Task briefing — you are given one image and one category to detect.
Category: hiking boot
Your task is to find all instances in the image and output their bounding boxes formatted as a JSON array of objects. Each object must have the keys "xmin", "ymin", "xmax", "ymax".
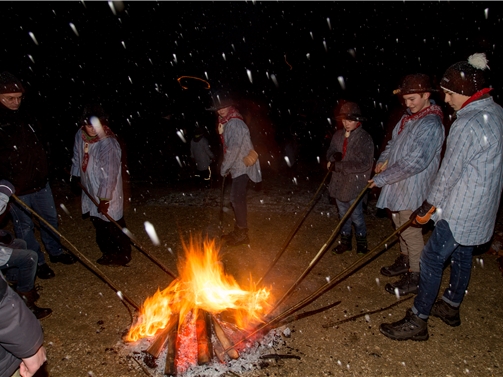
[
  {"xmin": 431, "ymin": 299, "xmax": 461, "ymax": 327},
  {"xmin": 356, "ymin": 235, "xmax": 369, "ymax": 255},
  {"xmin": 37, "ymin": 263, "xmax": 55, "ymax": 279},
  {"xmin": 332, "ymin": 234, "xmax": 352, "ymax": 255},
  {"xmin": 380, "ymin": 309, "xmax": 428, "ymax": 341},
  {"xmin": 17, "ymin": 289, "xmax": 53, "ymax": 320},
  {"xmin": 385, "ymin": 271, "xmax": 420, "ymax": 296},
  {"xmin": 380, "ymin": 253, "xmax": 409, "ymax": 277},
  {"xmin": 225, "ymin": 227, "xmax": 250, "ymax": 247}
]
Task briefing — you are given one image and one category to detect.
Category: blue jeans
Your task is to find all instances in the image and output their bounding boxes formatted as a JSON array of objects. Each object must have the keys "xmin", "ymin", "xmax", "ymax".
[
  {"xmin": 9, "ymin": 183, "xmax": 63, "ymax": 265},
  {"xmin": 336, "ymin": 198, "xmax": 366, "ymax": 237},
  {"xmin": 412, "ymin": 220, "xmax": 473, "ymax": 319},
  {"xmin": 0, "ymin": 238, "xmax": 38, "ymax": 292},
  {"xmin": 230, "ymin": 174, "xmax": 249, "ymax": 229}
]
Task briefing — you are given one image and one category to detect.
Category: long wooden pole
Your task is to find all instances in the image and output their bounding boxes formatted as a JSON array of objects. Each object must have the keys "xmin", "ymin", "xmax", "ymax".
[
  {"xmin": 74, "ymin": 178, "xmax": 177, "ymax": 279},
  {"xmin": 12, "ymin": 194, "xmax": 140, "ymax": 310},
  {"xmin": 268, "ymin": 161, "xmax": 388, "ymax": 312},
  {"xmin": 224, "ymin": 219, "xmax": 412, "ymax": 352},
  {"xmin": 256, "ymin": 166, "xmax": 332, "ymax": 287}
]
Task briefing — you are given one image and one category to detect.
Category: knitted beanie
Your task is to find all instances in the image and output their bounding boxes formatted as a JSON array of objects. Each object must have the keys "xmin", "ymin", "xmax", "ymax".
[
  {"xmin": 0, "ymin": 71, "xmax": 25, "ymax": 94},
  {"xmin": 441, "ymin": 53, "xmax": 489, "ymax": 96},
  {"xmin": 336, "ymin": 101, "xmax": 366, "ymax": 122},
  {"xmin": 394, "ymin": 73, "xmax": 435, "ymax": 95}
]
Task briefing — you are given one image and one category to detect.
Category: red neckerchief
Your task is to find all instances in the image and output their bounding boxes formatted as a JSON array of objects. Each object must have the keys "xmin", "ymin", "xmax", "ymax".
[
  {"xmin": 218, "ymin": 106, "xmax": 243, "ymax": 125},
  {"xmin": 398, "ymin": 104, "xmax": 443, "ymax": 135},
  {"xmin": 81, "ymin": 124, "xmax": 116, "ymax": 172},
  {"xmin": 219, "ymin": 106, "xmax": 243, "ymax": 154},
  {"xmin": 341, "ymin": 123, "xmax": 361, "ymax": 159},
  {"xmin": 460, "ymin": 88, "xmax": 493, "ymax": 109}
]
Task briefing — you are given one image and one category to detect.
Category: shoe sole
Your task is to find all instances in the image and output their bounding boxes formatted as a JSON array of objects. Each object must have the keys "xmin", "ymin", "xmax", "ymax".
[
  {"xmin": 380, "ymin": 267, "xmax": 409, "ymax": 277},
  {"xmin": 431, "ymin": 313, "xmax": 461, "ymax": 327},
  {"xmin": 384, "ymin": 284, "xmax": 418, "ymax": 296},
  {"xmin": 379, "ymin": 327, "xmax": 429, "ymax": 341}
]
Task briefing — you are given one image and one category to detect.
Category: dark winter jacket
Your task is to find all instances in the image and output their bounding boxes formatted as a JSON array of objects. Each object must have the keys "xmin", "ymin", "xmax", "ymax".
[
  {"xmin": 0, "ymin": 276, "xmax": 44, "ymax": 377},
  {"xmin": 326, "ymin": 126, "xmax": 374, "ymax": 202},
  {"xmin": 0, "ymin": 104, "xmax": 50, "ymax": 195}
]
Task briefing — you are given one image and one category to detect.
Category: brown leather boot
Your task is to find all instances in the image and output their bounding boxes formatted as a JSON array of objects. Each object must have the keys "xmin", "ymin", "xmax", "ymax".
[{"xmin": 17, "ymin": 288, "xmax": 53, "ymax": 320}]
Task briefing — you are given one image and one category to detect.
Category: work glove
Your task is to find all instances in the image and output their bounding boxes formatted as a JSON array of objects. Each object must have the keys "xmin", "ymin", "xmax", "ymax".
[
  {"xmin": 411, "ymin": 200, "xmax": 436, "ymax": 226},
  {"xmin": 0, "ymin": 180, "xmax": 15, "ymax": 215},
  {"xmin": 332, "ymin": 152, "xmax": 343, "ymax": 162},
  {"xmin": 98, "ymin": 200, "xmax": 110, "ymax": 216},
  {"xmin": 70, "ymin": 175, "xmax": 82, "ymax": 196}
]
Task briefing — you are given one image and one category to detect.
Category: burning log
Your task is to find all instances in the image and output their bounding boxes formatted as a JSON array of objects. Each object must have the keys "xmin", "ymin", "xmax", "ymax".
[
  {"xmin": 212, "ymin": 315, "xmax": 239, "ymax": 360},
  {"xmin": 145, "ymin": 315, "xmax": 179, "ymax": 359},
  {"xmin": 164, "ymin": 320, "xmax": 178, "ymax": 376},
  {"xmin": 175, "ymin": 311, "xmax": 198, "ymax": 374},
  {"xmin": 196, "ymin": 310, "xmax": 212, "ymax": 365}
]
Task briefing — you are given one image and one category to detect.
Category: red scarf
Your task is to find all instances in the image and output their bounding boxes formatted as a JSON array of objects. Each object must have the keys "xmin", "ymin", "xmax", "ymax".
[
  {"xmin": 218, "ymin": 106, "xmax": 243, "ymax": 124},
  {"xmin": 398, "ymin": 104, "xmax": 443, "ymax": 135},
  {"xmin": 461, "ymin": 88, "xmax": 493, "ymax": 109},
  {"xmin": 81, "ymin": 124, "xmax": 116, "ymax": 172},
  {"xmin": 341, "ymin": 123, "xmax": 361, "ymax": 159},
  {"xmin": 219, "ymin": 106, "xmax": 244, "ymax": 154}
]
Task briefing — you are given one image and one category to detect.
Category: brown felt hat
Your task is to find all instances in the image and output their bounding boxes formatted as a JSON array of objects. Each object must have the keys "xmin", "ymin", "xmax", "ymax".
[
  {"xmin": 336, "ymin": 102, "xmax": 366, "ymax": 122},
  {"xmin": 393, "ymin": 73, "xmax": 436, "ymax": 95}
]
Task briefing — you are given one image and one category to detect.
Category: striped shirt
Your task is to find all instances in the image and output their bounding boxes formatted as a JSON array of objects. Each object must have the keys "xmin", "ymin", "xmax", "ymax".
[
  {"xmin": 429, "ymin": 96, "xmax": 503, "ymax": 245},
  {"xmin": 70, "ymin": 129, "xmax": 124, "ymax": 221},
  {"xmin": 221, "ymin": 118, "xmax": 262, "ymax": 183},
  {"xmin": 374, "ymin": 103, "xmax": 445, "ymax": 211}
]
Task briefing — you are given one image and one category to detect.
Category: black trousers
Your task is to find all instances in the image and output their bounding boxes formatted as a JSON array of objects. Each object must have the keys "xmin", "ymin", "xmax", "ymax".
[{"xmin": 90, "ymin": 216, "xmax": 132, "ymax": 260}]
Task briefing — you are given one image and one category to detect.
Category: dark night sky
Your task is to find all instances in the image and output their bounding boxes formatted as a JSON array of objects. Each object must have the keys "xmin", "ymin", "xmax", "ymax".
[{"xmin": 1, "ymin": 1, "xmax": 503, "ymax": 181}]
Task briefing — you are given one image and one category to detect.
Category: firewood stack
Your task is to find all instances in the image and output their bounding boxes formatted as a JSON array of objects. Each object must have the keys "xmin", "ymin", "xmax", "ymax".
[{"xmin": 141, "ymin": 309, "xmax": 251, "ymax": 376}]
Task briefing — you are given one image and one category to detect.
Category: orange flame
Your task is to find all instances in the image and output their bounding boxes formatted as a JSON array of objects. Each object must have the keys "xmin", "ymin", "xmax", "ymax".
[{"xmin": 126, "ymin": 237, "xmax": 271, "ymax": 342}]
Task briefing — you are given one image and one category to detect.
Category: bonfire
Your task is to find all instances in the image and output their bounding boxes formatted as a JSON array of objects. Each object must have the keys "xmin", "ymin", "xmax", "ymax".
[{"xmin": 126, "ymin": 237, "xmax": 273, "ymax": 375}]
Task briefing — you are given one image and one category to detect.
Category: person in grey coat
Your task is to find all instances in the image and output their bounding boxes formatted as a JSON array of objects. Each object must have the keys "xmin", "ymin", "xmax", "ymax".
[
  {"xmin": 380, "ymin": 53, "xmax": 503, "ymax": 341},
  {"xmin": 190, "ymin": 126, "xmax": 214, "ymax": 188},
  {"xmin": 326, "ymin": 102, "xmax": 374, "ymax": 255},
  {"xmin": 213, "ymin": 96, "xmax": 261, "ymax": 247},
  {"xmin": 369, "ymin": 73, "xmax": 444, "ymax": 296},
  {"xmin": 0, "ymin": 275, "xmax": 46, "ymax": 377}
]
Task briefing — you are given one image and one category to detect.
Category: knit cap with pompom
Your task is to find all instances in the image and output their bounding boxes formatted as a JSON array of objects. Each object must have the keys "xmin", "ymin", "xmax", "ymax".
[{"xmin": 440, "ymin": 53, "xmax": 490, "ymax": 96}]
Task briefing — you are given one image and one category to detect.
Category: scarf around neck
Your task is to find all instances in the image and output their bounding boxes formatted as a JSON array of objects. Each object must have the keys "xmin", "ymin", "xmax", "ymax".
[
  {"xmin": 398, "ymin": 104, "xmax": 443, "ymax": 135},
  {"xmin": 218, "ymin": 106, "xmax": 243, "ymax": 125},
  {"xmin": 80, "ymin": 124, "xmax": 116, "ymax": 172}
]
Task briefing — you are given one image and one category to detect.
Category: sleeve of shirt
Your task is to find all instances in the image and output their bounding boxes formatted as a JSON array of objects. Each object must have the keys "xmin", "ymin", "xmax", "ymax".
[
  {"xmin": 70, "ymin": 131, "xmax": 81, "ymax": 177},
  {"xmin": 428, "ymin": 122, "xmax": 479, "ymax": 207},
  {"xmin": 326, "ymin": 132, "xmax": 340, "ymax": 162},
  {"xmin": 0, "ymin": 279, "xmax": 44, "ymax": 360},
  {"xmin": 374, "ymin": 116, "xmax": 443, "ymax": 187},
  {"xmin": 96, "ymin": 138, "xmax": 121, "ymax": 201},
  {"xmin": 220, "ymin": 120, "xmax": 247, "ymax": 175}
]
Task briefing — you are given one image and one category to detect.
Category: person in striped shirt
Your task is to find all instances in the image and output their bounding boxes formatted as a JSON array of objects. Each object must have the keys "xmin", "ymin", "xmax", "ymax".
[
  {"xmin": 380, "ymin": 53, "xmax": 503, "ymax": 341},
  {"xmin": 70, "ymin": 104, "xmax": 132, "ymax": 266},
  {"xmin": 369, "ymin": 74, "xmax": 445, "ymax": 296}
]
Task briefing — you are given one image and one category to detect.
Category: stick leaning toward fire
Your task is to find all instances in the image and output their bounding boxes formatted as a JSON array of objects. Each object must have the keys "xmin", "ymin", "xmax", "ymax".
[
  {"xmin": 256, "ymin": 165, "xmax": 333, "ymax": 287},
  {"xmin": 269, "ymin": 160, "xmax": 389, "ymax": 312},
  {"xmin": 224, "ymin": 218, "xmax": 413, "ymax": 353},
  {"xmin": 73, "ymin": 176, "xmax": 177, "ymax": 279},
  {"xmin": 11, "ymin": 194, "xmax": 140, "ymax": 311}
]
